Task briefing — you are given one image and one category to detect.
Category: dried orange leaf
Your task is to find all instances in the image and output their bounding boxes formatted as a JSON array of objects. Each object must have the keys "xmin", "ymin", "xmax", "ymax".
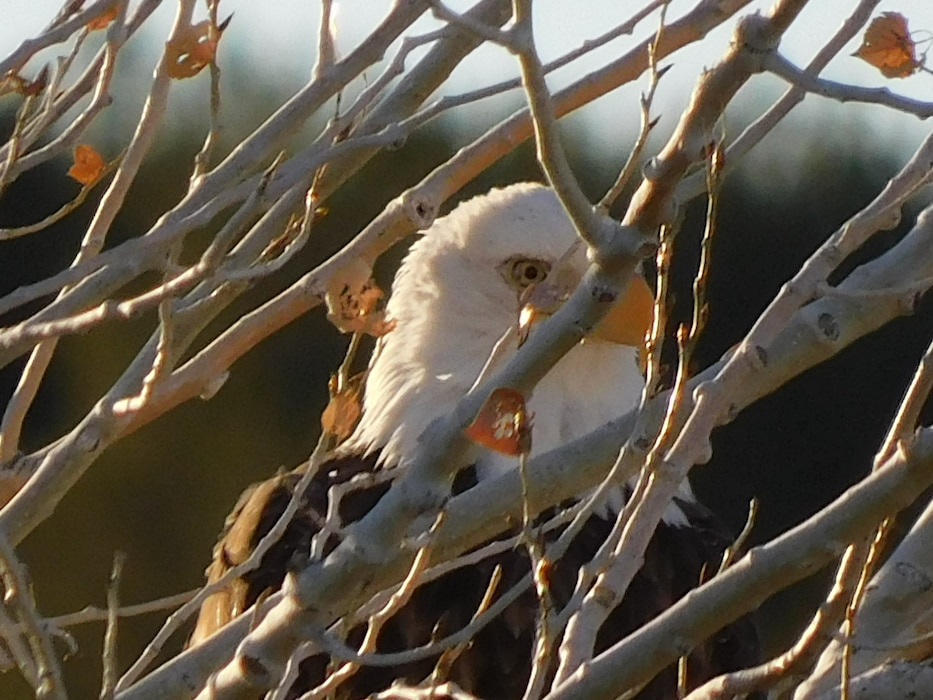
[
  {"xmin": 1, "ymin": 68, "xmax": 48, "ymax": 98},
  {"xmin": 321, "ymin": 374, "xmax": 364, "ymax": 440},
  {"xmin": 87, "ymin": 7, "xmax": 117, "ymax": 31},
  {"xmin": 68, "ymin": 144, "xmax": 106, "ymax": 185},
  {"xmin": 259, "ymin": 215, "xmax": 302, "ymax": 262},
  {"xmin": 326, "ymin": 277, "xmax": 396, "ymax": 338},
  {"xmin": 0, "ymin": 73, "xmax": 26, "ymax": 96},
  {"xmin": 166, "ymin": 18, "xmax": 228, "ymax": 79},
  {"xmin": 853, "ymin": 12, "xmax": 920, "ymax": 78},
  {"xmin": 465, "ymin": 388, "xmax": 532, "ymax": 456},
  {"xmin": 259, "ymin": 206, "xmax": 329, "ymax": 262}
]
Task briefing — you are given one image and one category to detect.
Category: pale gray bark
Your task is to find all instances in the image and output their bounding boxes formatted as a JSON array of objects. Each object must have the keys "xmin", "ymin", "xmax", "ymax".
[{"xmin": 3, "ymin": 1, "xmax": 933, "ymax": 699}]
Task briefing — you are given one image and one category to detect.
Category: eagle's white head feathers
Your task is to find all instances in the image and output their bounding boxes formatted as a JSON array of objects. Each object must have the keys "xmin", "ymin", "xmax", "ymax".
[{"xmin": 341, "ymin": 183, "xmax": 693, "ymax": 518}]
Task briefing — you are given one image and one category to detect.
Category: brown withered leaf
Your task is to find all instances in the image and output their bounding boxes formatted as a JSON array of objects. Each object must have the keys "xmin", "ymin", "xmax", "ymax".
[
  {"xmin": 87, "ymin": 6, "xmax": 117, "ymax": 31},
  {"xmin": 853, "ymin": 12, "xmax": 921, "ymax": 78},
  {"xmin": 321, "ymin": 373, "xmax": 364, "ymax": 441},
  {"xmin": 166, "ymin": 16, "xmax": 231, "ymax": 79},
  {"xmin": 259, "ymin": 215, "xmax": 303, "ymax": 263},
  {"xmin": 0, "ymin": 72, "xmax": 26, "ymax": 97},
  {"xmin": 68, "ymin": 144, "xmax": 106, "ymax": 185},
  {"xmin": 259, "ymin": 206, "xmax": 329, "ymax": 262},
  {"xmin": 326, "ymin": 277, "xmax": 396, "ymax": 338},
  {"xmin": 1, "ymin": 67, "xmax": 48, "ymax": 98},
  {"xmin": 464, "ymin": 387, "xmax": 532, "ymax": 456}
]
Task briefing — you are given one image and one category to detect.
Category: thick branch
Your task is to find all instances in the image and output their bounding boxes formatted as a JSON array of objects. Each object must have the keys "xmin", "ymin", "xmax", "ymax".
[
  {"xmin": 795, "ymin": 496, "xmax": 933, "ymax": 698},
  {"xmin": 546, "ymin": 427, "xmax": 933, "ymax": 700}
]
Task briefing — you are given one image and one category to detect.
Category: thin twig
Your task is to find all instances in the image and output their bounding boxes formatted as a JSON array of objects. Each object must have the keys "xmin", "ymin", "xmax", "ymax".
[
  {"xmin": 428, "ymin": 0, "xmax": 512, "ymax": 46},
  {"xmin": 877, "ymin": 330, "xmax": 933, "ymax": 466},
  {"xmin": 219, "ymin": 187, "xmax": 321, "ymax": 283},
  {"xmin": 429, "ymin": 564, "xmax": 502, "ymax": 684},
  {"xmin": 100, "ymin": 551, "xmax": 126, "ymax": 700},
  {"xmin": 0, "ymin": 94, "xmax": 36, "ymax": 199},
  {"xmin": 113, "ymin": 264, "xmax": 181, "ymax": 416},
  {"xmin": 718, "ymin": 498, "xmax": 757, "ymax": 573},
  {"xmin": 841, "ymin": 330, "xmax": 933, "ymax": 697},
  {"xmin": 766, "ymin": 52, "xmax": 933, "ymax": 119},
  {"xmin": 190, "ymin": 0, "xmax": 224, "ymax": 183},
  {"xmin": 677, "ymin": 0, "xmax": 880, "ymax": 202},
  {"xmin": 24, "ymin": 590, "xmax": 198, "ymax": 631},
  {"xmin": 0, "ymin": 153, "xmax": 123, "ymax": 241},
  {"xmin": 510, "ymin": 0, "xmax": 609, "ymax": 250},
  {"xmin": 520, "ymin": 452, "xmax": 555, "ymax": 700},
  {"xmin": 300, "ymin": 511, "xmax": 445, "ymax": 700},
  {"xmin": 0, "ymin": 530, "xmax": 67, "ymax": 700},
  {"xmin": 0, "ymin": 0, "xmax": 121, "ymax": 77},
  {"xmin": 0, "ymin": 0, "xmax": 198, "ymax": 463},
  {"xmin": 598, "ymin": 2, "xmax": 669, "ymax": 213},
  {"xmin": 682, "ymin": 540, "xmax": 872, "ymax": 700},
  {"xmin": 643, "ymin": 222, "xmax": 677, "ymax": 399},
  {"xmin": 312, "ymin": 0, "xmax": 336, "ymax": 82},
  {"xmin": 306, "ymin": 574, "xmax": 533, "ymax": 669},
  {"xmin": 0, "ymin": 598, "xmax": 39, "ymax": 689},
  {"xmin": 116, "ymin": 432, "xmax": 336, "ymax": 691}
]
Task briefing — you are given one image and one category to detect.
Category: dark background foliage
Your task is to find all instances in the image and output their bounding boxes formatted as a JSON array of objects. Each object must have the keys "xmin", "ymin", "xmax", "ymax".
[{"xmin": 1, "ymin": 91, "xmax": 931, "ymax": 698}]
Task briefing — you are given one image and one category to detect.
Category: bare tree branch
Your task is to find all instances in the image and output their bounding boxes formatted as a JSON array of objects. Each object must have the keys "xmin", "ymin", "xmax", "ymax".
[
  {"xmin": 766, "ymin": 52, "xmax": 933, "ymax": 118},
  {"xmin": 4, "ymin": 2, "xmax": 933, "ymax": 699},
  {"xmin": 547, "ymin": 425, "xmax": 933, "ymax": 700}
]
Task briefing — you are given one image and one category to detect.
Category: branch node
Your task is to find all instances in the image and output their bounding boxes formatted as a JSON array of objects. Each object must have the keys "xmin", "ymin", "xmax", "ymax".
[
  {"xmin": 238, "ymin": 653, "xmax": 271, "ymax": 684},
  {"xmin": 642, "ymin": 156, "xmax": 663, "ymax": 182},
  {"xmin": 403, "ymin": 191, "xmax": 439, "ymax": 229},
  {"xmin": 199, "ymin": 371, "xmax": 229, "ymax": 400},
  {"xmin": 734, "ymin": 12, "xmax": 781, "ymax": 56},
  {"xmin": 817, "ymin": 312, "xmax": 840, "ymax": 342}
]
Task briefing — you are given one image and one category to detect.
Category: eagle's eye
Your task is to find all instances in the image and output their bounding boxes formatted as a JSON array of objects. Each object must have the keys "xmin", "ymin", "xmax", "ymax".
[{"xmin": 506, "ymin": 258, "xmax": 551, "ymax": 288}]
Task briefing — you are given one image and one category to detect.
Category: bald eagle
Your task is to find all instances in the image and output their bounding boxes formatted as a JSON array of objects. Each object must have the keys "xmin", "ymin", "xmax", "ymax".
[{"xmin": 190, "ymin": 183, "xmax": 760, "ymax": 699}]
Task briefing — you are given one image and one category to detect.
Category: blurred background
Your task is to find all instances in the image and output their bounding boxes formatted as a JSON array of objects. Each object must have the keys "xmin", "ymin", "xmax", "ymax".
[{"xmin": 2, "ymin": 1, "xmax": 933, "ymax": 697}]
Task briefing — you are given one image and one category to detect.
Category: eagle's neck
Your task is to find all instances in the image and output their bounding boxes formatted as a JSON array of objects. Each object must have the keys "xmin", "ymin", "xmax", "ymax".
[
  {"xmin": 341, "ymin": 308, "xmax": 685, "ymax": 491},
  {"xmin": 339, "ymin": 294, "xmax": 512, "ymax": 468}
]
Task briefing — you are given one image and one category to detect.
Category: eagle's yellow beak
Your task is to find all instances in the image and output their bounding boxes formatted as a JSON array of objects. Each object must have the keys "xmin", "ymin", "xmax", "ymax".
[
  {"xmin": 589, "ymin": 275, "xmax": 654, "ymax": 347},
  {"xmin": 520, "ymin": 273, "xmax": 654, "ymax": 349}
]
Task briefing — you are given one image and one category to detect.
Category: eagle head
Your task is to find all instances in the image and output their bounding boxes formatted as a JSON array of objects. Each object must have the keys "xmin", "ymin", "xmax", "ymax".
[{"xmin": 341, "ymin": 182, "xmax": 651, "ymax": 487}]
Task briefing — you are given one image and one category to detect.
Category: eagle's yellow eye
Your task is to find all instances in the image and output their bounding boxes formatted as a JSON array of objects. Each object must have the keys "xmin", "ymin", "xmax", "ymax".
[{"xmin": 507, "ymin": 258, "xmax": 551, "ymax": 288}]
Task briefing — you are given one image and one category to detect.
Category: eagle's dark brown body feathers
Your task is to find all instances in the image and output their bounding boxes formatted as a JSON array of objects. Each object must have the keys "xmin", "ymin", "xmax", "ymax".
[{"xmin": 190, "ymin": 453, "xmax": 761, "ymax": 699}]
